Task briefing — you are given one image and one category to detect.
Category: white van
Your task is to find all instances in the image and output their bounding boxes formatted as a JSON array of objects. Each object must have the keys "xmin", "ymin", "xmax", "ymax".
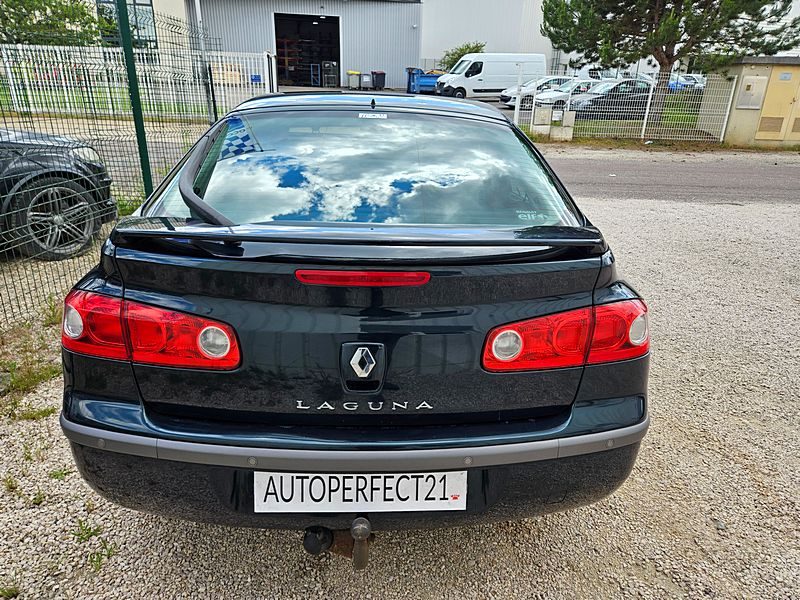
[{"xmin": 436, "ymin": 53, "xmax": 547, "ymax": 99}]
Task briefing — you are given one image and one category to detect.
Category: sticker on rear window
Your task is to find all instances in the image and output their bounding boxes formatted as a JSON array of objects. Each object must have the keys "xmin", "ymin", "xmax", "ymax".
[
  {"xmin": 358, "ymin": 113, "xmax": 388, "ymax": 119},
  {"xmin": 516, "ymin": 210, "xmax": 541, "ymax": 221}
]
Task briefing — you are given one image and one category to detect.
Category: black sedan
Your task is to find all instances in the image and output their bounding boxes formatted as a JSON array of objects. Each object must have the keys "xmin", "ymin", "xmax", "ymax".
[
  {"xmin": 1, "ymin": 129, "xmax": 116, "ymax": 260},
  {"xmin": 571, "ymin": 79, "xmax": 653, "ymax": 120},
  {"xmin": 59, "ymin": 93, "xmax": 649, "ymax": 570}
]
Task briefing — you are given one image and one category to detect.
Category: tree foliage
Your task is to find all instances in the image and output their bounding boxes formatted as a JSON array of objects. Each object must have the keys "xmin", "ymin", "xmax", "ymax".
[
  {"xmin": 0, "ymin": 0, "xmax": 102, "ymax": 46},
  {"xmin": 441, "ymin": 41, "xmax": 487, "ymax": 71},
  {"xmin": 541, "ymin": 0, "xmax": 800, "ymax": 72}
]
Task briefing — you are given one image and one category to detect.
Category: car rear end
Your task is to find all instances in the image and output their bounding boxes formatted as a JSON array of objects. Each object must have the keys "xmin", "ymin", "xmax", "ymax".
[{"xmin": 61, "ymin": 95, "xmax": 649, "ymax": 536}]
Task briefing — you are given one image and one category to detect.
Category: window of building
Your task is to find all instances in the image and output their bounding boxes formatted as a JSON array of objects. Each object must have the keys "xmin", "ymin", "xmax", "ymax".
[{"xmin": 97, "ymin": 0, "xmax": 158, "ymax": 49}]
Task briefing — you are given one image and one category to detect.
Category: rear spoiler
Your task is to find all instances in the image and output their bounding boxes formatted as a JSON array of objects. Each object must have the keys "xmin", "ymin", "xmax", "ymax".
[{"xmin": 111, "ymin": 218, "xmax": 606, "ymax": 249}]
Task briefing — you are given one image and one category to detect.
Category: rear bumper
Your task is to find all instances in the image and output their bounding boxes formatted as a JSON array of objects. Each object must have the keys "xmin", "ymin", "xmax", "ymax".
[
  {"xmin": 68, "ymin": 438, "xmax": 642, "ymax": 531},
  {"xmin": 61, "ymin": 412, "xmax": 647, "ymax": 472},
  {"xmin": 61, "ymin": 410, "xmax": 647, "ymax": 530}
]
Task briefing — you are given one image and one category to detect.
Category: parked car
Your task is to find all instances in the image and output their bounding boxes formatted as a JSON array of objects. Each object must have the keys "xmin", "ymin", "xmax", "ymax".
[
  {"xmin": 571, "ymin": 79, "xmax": 654, "ymax": 120},
  {"xmin": 499, "ymin": 75, "xmax": 575, "ymax": 108},
  {"xmin": 534, "ymin": 79, "xmax": 603, "ymax": 108},
  {"xmin": 668, "ymin": 74, "xmax": 704, "ymax": 92},
  {"xmin": 0, "ymin": 129, "xmax": 115, "ymax": 260},
  {"xmin": 60, "ymin": 92, "xmax": 650, "ymax": 571},
  {"xmin": 436, "ymin": 53, "xmax": 547, "ymax": 99},
  {"xmin": 685, "ymin": 74, "xmax": 707, "ymax": 87}
]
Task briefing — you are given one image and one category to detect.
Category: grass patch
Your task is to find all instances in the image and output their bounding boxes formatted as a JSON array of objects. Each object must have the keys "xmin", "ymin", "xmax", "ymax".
[
  {"xmin": 1, "ymin": 361, "xmax": 61, "ymax": 397},
  {"xmin": 0, "ymin": 316, "xmax": 63, "ymax": 419},
  {"xmin": 41, "ymin": 295, "xmax": 63, "ymax": 327},
  {"xmin": 0, "ymin": 583, "xmax": 20, "ymax": 599},
  {"xmin": 3, "ymin": 475, "xmax": 21, "ymax": 496},
  {"xmin": 14, "ymin": 405, "xmax": 58, "ymax": 421},
  {"xmin": 48, "ymin": 467, "xmax": 71, "ymax": 481},
  {"xmin": 72, "ymin": 519, "xmax": 103, "ymax": 543},
  {"xmin": 116, "ymin": 196, "xmax": 143, "ymax": 217},
  {"xmin": 30, "ymin": 489, "xmax": 45, "ymax": 506},
  {"xmin": 88, "ymin": 538, "xmax": 117, "ymax": 572}
]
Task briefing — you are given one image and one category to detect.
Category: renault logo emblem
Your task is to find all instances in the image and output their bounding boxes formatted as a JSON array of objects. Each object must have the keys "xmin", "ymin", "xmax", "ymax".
[{"xmin": 350, "ymin": 347, "xmax": 376, "ymax": 378}]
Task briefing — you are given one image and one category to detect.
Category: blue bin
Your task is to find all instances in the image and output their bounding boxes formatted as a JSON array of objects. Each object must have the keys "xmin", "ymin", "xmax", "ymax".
[{"xmin": 406, "ymin": 68, "xmax": 441, "ymax": 94}]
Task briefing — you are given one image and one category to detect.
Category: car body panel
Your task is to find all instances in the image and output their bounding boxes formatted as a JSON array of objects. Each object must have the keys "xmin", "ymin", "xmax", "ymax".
[
  {"xmin": 571, "ymin": 80, "xmax": 653, "ymax": 120},
  {"xmin": 498, "ymin": 76, "xmax": 575, "ymax": 107},
  {"xmin": 60, "ymin": 92, "xmax": 650, "ymax": 531}
]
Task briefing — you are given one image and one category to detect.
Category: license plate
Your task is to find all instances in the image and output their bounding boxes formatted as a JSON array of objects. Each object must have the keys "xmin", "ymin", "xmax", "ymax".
[{"xmin": 253, "ymin": 471, "xmax": 468, "ymax": 513}]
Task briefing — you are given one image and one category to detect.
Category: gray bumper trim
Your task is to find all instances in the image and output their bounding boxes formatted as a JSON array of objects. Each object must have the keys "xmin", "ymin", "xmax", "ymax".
[{"xmin": 61, "ymin": 413, "xmax": 649, "ymax": 472}]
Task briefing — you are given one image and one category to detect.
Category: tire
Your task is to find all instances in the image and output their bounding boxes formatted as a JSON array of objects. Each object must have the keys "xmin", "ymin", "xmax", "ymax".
[
  {"xmin": 520, "ymin": 96, "xmax": 533, "ymax": 110},
  {"xmin": 454, "ymin": 88, "xmax": 466, "ymax": 99},
  {"xmin": 553, "ymin": 100, "xmax": 566, "ymax": 110},
  {"xmin": 8, "ymin": 176, "xmax": 99, "ymax": 260}
]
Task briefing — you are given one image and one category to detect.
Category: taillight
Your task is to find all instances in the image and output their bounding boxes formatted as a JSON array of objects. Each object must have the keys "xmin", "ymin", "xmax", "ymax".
[
  {"xmin": 483, "ymin": 308, "xmax": 592, "ymax": 372},
  {"xmin": 587, "ymin": 300, "xmax": 649, "ymax": 365},
  {"xmin": 295, "ymin": 270, "xmax": 431, "ymax": 287},
  {"xmin": 482, "ymin": 300, "xmax": 648, "ymax": 372},
  {"xmin": 61, "ymin": 291, "xmax": 127, "ymax": 360},
  {"xmin": 63, "ymin": 290, "xmax": 240, "ymax": 370},
  {"xmin": 126, "ymin": 302, "xmax": 240, "ymax": 369}
]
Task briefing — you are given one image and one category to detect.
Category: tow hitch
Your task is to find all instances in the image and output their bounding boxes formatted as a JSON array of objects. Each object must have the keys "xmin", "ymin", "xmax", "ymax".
[{"xmin": 302, "ymin": 517, "xmax": 374, "ymax": 570}]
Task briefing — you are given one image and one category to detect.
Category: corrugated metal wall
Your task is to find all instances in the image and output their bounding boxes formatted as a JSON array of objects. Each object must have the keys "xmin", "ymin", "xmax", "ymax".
[
  {"xmin": 419, "ymin": 0, "xmax": 553, "ymax": 66},
  {"xmin": 187, "ymin": 0, "xmax": 422, "ymax": 89}
]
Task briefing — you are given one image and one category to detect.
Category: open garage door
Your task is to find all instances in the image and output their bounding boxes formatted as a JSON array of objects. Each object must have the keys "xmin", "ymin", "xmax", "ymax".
[{"xmin": 275, "ymin": 13, "xmax": 340, "ymax": 87}]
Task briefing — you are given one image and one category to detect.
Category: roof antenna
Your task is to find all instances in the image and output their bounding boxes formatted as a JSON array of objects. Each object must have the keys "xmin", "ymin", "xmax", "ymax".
[{"xmin": 371, "ymin": 98, "xmax": 376, "ymax": 110}]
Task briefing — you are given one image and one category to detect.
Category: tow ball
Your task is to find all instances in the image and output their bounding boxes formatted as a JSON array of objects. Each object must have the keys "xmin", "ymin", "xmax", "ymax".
[{"xmin": 303, "ymin": 517, "xmax": 374, "ymax": 570}]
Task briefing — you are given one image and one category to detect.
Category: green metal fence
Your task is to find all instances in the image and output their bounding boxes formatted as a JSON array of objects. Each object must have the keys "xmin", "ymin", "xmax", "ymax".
[{"xmin": 0, "ymin": 9, "xmax": 275, "ymax": 325}]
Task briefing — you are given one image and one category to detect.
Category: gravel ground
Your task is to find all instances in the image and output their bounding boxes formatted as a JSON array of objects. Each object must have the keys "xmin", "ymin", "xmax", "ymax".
[{"xmin": 1, "ymin": 150, "xmax": 799, "ymax": 598}]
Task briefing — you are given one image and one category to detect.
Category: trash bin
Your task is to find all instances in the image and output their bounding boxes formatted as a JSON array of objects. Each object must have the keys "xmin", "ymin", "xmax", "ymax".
[
  {"xmin": 406, "ymin": 67, "xmax": 423, "ymax": 93},
  {"xmin": 360, "ymin": 73, "xmax": 373, "ymax": 89},
  {"xmin": 347, "ymin": 70, "xmax": 361, "ymax": 90},
  {"xmin": 371, "ymin": 71, "xmax": 386, "ymax": 90}
]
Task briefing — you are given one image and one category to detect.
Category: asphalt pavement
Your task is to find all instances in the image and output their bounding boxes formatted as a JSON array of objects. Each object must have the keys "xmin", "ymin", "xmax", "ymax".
[{"xmin": 540, "ymin": 147, "xmax": 800, "ymax": 204}]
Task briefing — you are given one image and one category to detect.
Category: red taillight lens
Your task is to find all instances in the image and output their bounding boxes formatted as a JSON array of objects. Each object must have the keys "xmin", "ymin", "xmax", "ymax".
[
  {"xmin": 587, "ymin": 299, "xmax": 649, "ymax": 364},
  {"xmin": 483, "ymin": 308, "xmax": 592, "ymax": 372},
  {"xmin": 126, "ymin": 302, "xmax": 240, "ymax": 370},
  {"xmin": 62, "ymin": 291, "xmax": 240, "ymax": 370},
  {"xmin": 482, "ymin": 300, "xmax": 649, "ymax": 372},
  {"xmin": 295, "ymin": 270, "xmax": 431, "ymax": 287},
  {"xmin": 62, "ymin": 290, "xmax": 127, "ymax": 360}
]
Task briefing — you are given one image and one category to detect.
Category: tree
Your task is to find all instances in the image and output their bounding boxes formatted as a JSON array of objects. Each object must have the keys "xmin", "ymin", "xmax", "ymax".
[
  {"xmin": 441, "ymin": 41, "xmax": 486, "ymax": 71},
  {"xmin": 0, "ymin": 0, "xmax": 102, "ymax": 46},
  {"xmin": 541, "ymin": 0, "xmax": 800, "ymax": 74},
  {"xmin": 541, "ymin": 1, "xmax": 800, "ymax": 126}
]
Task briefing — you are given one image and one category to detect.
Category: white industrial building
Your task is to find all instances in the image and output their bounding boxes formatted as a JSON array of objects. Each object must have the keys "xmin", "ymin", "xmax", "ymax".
[
  {"xmin": 149, "ymin": 0, "xmax": 565, "ymax": 88},
  {"xmin": 419, "ymin": 0, "xmax": 560, "ymax": 70},
  {"xmin": 147, "ymin": 0, "xmax": 800, "ymax": 88}
]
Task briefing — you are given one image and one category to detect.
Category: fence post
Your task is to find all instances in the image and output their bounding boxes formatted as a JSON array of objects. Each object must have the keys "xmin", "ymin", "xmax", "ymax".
[
  {"xmin": 720, "ymin": 75, "xmax": 738, "ymax": 143},
  {"xmin": 513, "ymin": 63, "xmax": 523, "ymax": 126},
  {"xmin": 640, "ymin": 75, "xmax": 656, "ymax": 140},
  {"xmin": 116, "ymin": 0, "xmax": 153, "ymax": 196},
  {"xmin": 192, "ymin": 0, "xmax": 217, "ymax": 123},
  {"xmin": 527, "ymin": 84, "xmax": 539, "ymax": 131},
  {"xmin": 1, "ymin": 47, "xmax": 23, "ymax": 112},
  {"xmin": 263, "ymin": 51, "xmax": 275, "ymax": 93}
]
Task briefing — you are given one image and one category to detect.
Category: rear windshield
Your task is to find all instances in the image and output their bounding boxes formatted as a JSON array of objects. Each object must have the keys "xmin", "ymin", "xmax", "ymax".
[{"xmin": 148, "ymin": 110, "xmax": 579, "ymax": 227}]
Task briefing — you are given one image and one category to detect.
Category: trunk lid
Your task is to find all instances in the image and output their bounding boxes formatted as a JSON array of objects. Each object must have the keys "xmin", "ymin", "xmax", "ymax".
[{"xmin": 112, "ymin": 219, "xmax": 605, "ymax": 426}]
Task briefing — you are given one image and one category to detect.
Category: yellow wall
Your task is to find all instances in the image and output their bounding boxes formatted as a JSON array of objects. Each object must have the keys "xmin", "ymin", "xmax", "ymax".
[{"xmin": 724, "ymin": 62, "xmax": 800, "ymax": 147}]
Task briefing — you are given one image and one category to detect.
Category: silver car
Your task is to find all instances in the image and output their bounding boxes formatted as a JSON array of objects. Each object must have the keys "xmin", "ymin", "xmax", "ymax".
[{"xmin": 534, "ymin": 79, "xmax": 603, "ymax": 109}]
